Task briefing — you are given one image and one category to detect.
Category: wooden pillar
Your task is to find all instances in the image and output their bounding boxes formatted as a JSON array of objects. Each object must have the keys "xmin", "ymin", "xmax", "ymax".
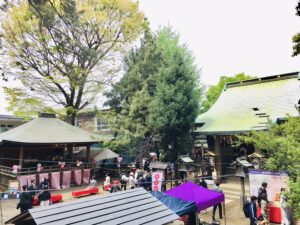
[
  {"xmin": 19, "ymin": 144, "xmax": 24, "ymax": 167},
  {"xmin": 86, "ymin": 145, "xmax": 90, "ymax": 163},
  {"xmin": 214, "ymin": 136, "xmax": 222, "ymax": 181}
]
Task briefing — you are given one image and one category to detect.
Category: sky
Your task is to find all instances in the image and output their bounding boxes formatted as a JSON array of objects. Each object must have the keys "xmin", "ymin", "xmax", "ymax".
[{"xmin": 0, "ymin": 0, "xmax": 300, "ymax": 114}]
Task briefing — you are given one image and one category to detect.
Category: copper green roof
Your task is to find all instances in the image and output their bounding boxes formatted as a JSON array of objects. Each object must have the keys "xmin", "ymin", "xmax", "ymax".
[
  {"xmin": 0, "ymin": 117, "xmax": 98, "ymax": 145},
  {"xmin": 195, "ymin": 72, "xmax": 300, "ymax": 134}
]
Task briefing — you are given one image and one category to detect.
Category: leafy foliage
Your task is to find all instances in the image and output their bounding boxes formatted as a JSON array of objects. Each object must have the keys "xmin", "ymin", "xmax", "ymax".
[
  {"xmin": 105, "ymin": 27, "xmax": 202, "ymax": 159},
  {"xmin": 241, "ymin": 117, "xmax": 300, "ymax": 218},
  {"xmin": 202, "ymin": 73, "xmax": 255, "ymax": 112},
  {"xmin": 1, "ymin": 0, "xmax": 145, "ymax": 124}
]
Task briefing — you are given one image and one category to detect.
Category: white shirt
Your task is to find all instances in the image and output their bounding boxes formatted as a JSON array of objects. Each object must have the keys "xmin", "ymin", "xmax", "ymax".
[{"xmin": 129, "ymin": 175, "xmax": 135, "ymax": 188}]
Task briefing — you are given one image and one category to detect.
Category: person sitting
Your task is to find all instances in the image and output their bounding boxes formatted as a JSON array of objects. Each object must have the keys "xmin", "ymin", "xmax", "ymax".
[
  {"xmin": 17, "ymin": 185, "xmax": 33, "ymax": 213},
  {"xmin": 38, "ymin": 187, "xmax": 51, "ymax": 207},
  {"xmin": 110, "ymin": 180, "xmax": 121, "ymax": 193},
  {"xmin": 103, "ymin": 174, "xmax": 112, "ymax": 191},
  {"xmin": 88, "ymin": 176, "xmax": 97, "ymax": 189}
]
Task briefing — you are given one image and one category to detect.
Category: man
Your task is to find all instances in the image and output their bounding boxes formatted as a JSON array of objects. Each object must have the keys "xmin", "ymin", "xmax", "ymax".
[
  {"xmin": 249, "ymin": 196, "xmax": 258, "ymax": 225},
  {"xmin": 38, "ymin": 187, "xmax": 51, "ymax": 206},
  {"xmin": 17, "ymin": 185, "xmax": 33, "ymax": 213},
  {"xmin": 258, "ymin": 182, "xmax": 268, "ymax": 206},
  {"xmin": 211, "ymin": 182, "xmax": 223, "ymax": 222},
  {"xmin": 27, "ymin": 179, "xmax": 36, "ymax": 206},
  {"xmin": 120, "ymin": 170, "xmax": 128, "ymax": 191}
]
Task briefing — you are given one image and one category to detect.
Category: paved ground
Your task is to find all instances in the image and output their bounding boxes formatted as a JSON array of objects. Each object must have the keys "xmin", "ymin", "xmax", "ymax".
[{"xmin": 0, "ymin": 180, "xmax": 295, "ymax": 225}]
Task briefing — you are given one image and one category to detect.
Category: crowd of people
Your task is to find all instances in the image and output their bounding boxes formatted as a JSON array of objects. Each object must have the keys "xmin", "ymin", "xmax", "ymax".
[{"xmin": 245, "ymin": 182, "xmax": 291, "ymax": 225}]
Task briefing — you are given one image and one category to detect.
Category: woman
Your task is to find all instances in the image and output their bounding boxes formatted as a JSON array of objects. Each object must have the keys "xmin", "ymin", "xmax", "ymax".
[
  {"xmin": 260, "ymin": 193, "xmax": 269, "ymax": 225},
  {"xmin": 280, "ymin": 188, "xmax": 290, "ymax": 225}
]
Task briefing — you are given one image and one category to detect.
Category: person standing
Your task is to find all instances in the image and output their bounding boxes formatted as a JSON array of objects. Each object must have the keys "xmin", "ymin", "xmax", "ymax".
[
  {"xmin": 280, "ymin": 188, "xmax": 290, "ymax": 225},
  {"xmin": 260, "ymin": 193, "xmax": 269, "ymax": 225},
  {"xmin": 27, "ymin": 179, "xmax": 36, "ymax": 206},
  {"xmin": 38, "ymin": 187, "xmax": 51, "ymax": 206},
  {"xmin": 144, "ymin": 172, "xmax": 152, "ymax": 191},
  {"xmin": 211, "ymin": 182, "xmax": 223, "ymax": 222},
  {"xmin": 17, "ymin": 185, "xmax": 33, "ymax": 213},
  {"xmin": 258, "ymin": 182, "xmax": 268, "ymax": 206},
  {"xmin": 120, "ymin": 170, "xmax": 128, "ymax": 191},
  {"xmin": 249, "ymin": 196, "xmax": 258, "ymax": 225},
  {"xmin": 199, "ymin": 178, "xmax": 208, "ymax": 189},
  {"xmin": 144, "ymin": 159, "xmax": 150, "ymax": 172},
  {"xmin": 129, "ymin": 172, "xmax": 135, "ymax": 189}
]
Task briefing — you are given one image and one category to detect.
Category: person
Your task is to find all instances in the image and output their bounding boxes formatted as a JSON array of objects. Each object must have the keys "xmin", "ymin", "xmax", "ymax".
[
  {"xmin": 138, "ymin": 172, "xmax": 145, "ymax": 188},
  {"xmin": 88, "ymin": 176, "xmax": 97, "ymax": 188},
  {"xmin": 280, "ymin": 188, "xmax": 290, "ymax": 225},
  {"xmin": 103, "ymin": 174, "xmax": 112, "ymax": 191},
  {"xmin": 27, "ymin": 179, "xmax": 36, "ymax": 206},
  {"xmin": 258, "ymin": 182, "xmax": 268, "ymax": 206},
  {"xmin": 120, "ymin": 170, "xmax": 128, "ymax": 191},
  {"xmin": 199, "ymin": 178, "xmax": 208, "ymax": 189},
  {"xmin": 110, "ymin": 181, "xmax": 121, "ymax": 193},
  {"xmin": 249, "ymin": 196, "xmax": 258, "ymax": 225},
  {"xmin": 211, "ymin": 182, "xmax": 223, "ymax": 222},
  {"xmin": 144, "ymin": 159, "xmax": 150, "ymax": 172},
  {"xmin": 260, "ymin": 193, "xmax": 269, "ymax": 225},
  {"xmin": 38, "ymin": 187, "xmax": 51, "ymax": 206},
  {"xmin": 39, "ymin": 178, "xmax": 49, "ymax": 191},
  {"xmin": 144, "ymin": 172, "xmax": 152, "ymax": 191},
  {"xmin": 17, "ymin": 185, "xmax": 33, "ymax": 213},
  {"xmin": 129, "ymin": 172, "xmax": 135, "ymax": 189}
]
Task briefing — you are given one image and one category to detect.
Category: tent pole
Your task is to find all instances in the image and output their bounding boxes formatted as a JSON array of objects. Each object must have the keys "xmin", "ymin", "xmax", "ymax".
[{"xmin": 223, "ymin": 202, "xmax": 227, "ymax": 225}]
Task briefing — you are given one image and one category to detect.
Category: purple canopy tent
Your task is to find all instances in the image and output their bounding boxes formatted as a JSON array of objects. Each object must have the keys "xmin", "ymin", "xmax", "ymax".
[{"xmin": 165, "ymin": 181, "xmax": 225, "ymax": 212}]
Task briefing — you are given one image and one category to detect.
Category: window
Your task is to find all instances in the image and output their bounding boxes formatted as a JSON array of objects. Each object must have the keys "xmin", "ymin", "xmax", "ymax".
[{"xmin": 97, "ymin": 119, "xmax": 110, "ymax": 130}]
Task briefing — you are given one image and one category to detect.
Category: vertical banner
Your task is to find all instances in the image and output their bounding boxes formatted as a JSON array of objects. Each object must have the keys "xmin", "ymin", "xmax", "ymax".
[
  {"xmin": 152, "ymin": 171, "xmax": 163, "ymax": 192},
  {"xmin": 248, "ymin": 169, "xmax": 289, "ymax": 201}
]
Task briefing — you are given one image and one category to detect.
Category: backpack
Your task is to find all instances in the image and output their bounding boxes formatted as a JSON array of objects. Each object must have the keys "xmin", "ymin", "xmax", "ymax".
[{"xmin": 243, "ymin": 201, "xmax": 251, "ymax": 218}]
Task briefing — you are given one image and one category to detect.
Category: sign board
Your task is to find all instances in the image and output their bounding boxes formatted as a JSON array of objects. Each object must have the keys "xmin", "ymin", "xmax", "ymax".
[
  {"xmin": 152, "ymin": 171, "xmax": 163, "ymax": 192},
  {"xmin": 249, "ymin": 169, "xmax": 289, "ymax": 202}
]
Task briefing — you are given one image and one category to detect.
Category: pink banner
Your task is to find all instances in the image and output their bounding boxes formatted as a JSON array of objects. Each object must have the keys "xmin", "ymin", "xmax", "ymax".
[
  {"xmin": 62, "ymin": 171, "xmax": 71, "ymax": 188},
  {"xmin": 27, "ymin": 174, "xmax": 36, "ymax": 185},
  {"xmin": 83, "ymin": 169, "xmax": 91, "ymax": 185},
  {"xmin": 39, "ymin": 173, "xmax": 49, "ymax": 184},
  {"xmin": 51, "ymin": 172, "xmax": 61, "ymax": 190},
  {"xmin": 74, "ymin": 170, "xmax": 82, "ymax": 186}
]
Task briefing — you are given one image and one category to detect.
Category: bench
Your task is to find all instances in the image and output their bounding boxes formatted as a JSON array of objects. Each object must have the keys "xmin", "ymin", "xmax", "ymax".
[
  {"xmin": 72, "ymin": 187, "xmax": 99, "ymax": 198},
  {"xmin": 33, "ymin": 194, "xmax": 63, "ymax": 206}
]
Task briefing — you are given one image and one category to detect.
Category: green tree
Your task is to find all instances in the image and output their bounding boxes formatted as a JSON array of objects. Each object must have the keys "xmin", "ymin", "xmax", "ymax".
[
  {"xmin": 202, "ymin": 73, "xmax": 255, "ymax": 112},
  {"xmin": 105, "ymin": 27, "xmax": 162, "ymax": 148},
  {"xmin": 1, "ymin": 0, "xmax": 145, "ymax": 124},
  {"xmin": 241, "ymin": 117, "xmax": 300, "ymax": 218},
  {"xmin": 105, "ymin": 27, "xmax": 202, "ymax": 160},
  {"xmin": 147, "ymin": 28, "xmax": 201, "ymax": 161}
]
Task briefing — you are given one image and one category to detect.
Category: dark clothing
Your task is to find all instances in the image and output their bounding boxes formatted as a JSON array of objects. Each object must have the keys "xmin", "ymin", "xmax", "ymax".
[
  {"xmin": 17, "ymin": 192, "xmax": 33, "ymax": 213},
  {"xmin": 38, "ymin": 191, "xmax": 51, "ymax": 203},
  {"xmin": 145, "ymin": 175, "xmax": 152, "ymax": 191},
  {"xmin": 144, "ymin": 160, "xmax": 150, "ymax": 172},
  {"xmin": 199, "ymin": 180, "xmax": 208, "ymax": 189},
  {"xmin": 39, "ymin": 181, "xmax": 49, "ymax": 190},
  {"xmin": 212, "ymin": 203, "xmax": 222, "ymax": 221},
  {"xmin": 249, "ymin": 201, "xmax": 257, "ymax": 225},
  {"xmin": 258, "ymin": 187, "xmax": 267, "ymax": 205},
  {"xmin": 138, "ymin": 176, "xmax": 145, "ymax": 188}
]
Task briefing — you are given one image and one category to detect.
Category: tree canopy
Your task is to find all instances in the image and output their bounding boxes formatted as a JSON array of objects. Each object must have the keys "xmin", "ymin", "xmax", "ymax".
[
  {"xmin": 105, "ymin": 27, "xmax": 202, "ymax": 160},
  {"xmin": 201, "ymin": 73, "xmax": 255, "ymax": 112},
  {"xmin": 1, "ymin": 0, "xmax": 145, "ymax": 124}
]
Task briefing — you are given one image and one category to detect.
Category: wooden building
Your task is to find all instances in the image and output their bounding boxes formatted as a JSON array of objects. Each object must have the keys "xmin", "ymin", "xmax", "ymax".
[
  {"xmin": 194, "ymin": 72, "xmax": 300, "ymax": 178},
  {"xmin": 0, "ymin": 113, "xmax": 98, "ymax": 188}
]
